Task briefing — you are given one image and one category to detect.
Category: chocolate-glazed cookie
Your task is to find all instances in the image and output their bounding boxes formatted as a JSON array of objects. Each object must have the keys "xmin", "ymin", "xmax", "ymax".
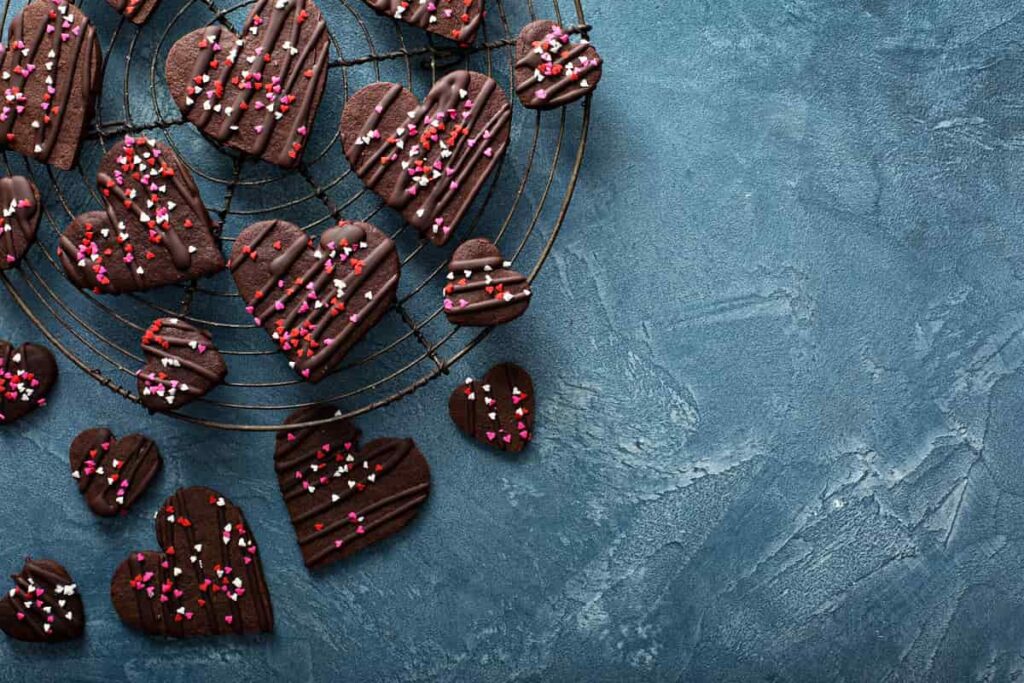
[
  {"xmin": 514, "ymin": 21, "xmax": 602, "ymax": 110},
  {"xmin": 341, "ymin": 70, "xmax": 511, "ymax": 246},
  {"xmin": 360, "ymin": 0, "xmax": 484, "ymax": 43},
  {"xmin": 107, "ymin": 0, "xmax": 160, "ymax": 24},
  {"xmin": 275, "ymin": 405, "xmax": 431, "ymax": 569},
  {"xmin": 136, "ymin": 318, "xmax": 227, "ymax": 412},
  {"xmin": 449, "ymin": 363, "xmax": 534, "ymax": 453},
  {"xmin": 69, "ymin": 428, "xmax": 163, "ymax": 516},
  {"xmin": 59, "ymin": 135, "xmax": 224, "ymax": 295},
  {"xmin": 0, "ymin": 0, "xmax": 102, "ymax": 170},
  {"xmin": 0, "ymin": 340, "xmax": 57, "ymax": 426},
  {"xmin": 165, "ymin": 0, "xmax": 330, "ymax": 168},
  {"xmin": 110, "ymin": 487, "xmax": 274, "ymax": 637},
  {"xmin": 230, "ymin": 220, "xmax": 400, "ymax": 383},
  {"xmin": 444, "ymin": 238, "xmax": 531, "ymax": 326},
  {"xmin": 0, "ymin": 176, "xmax": 41, "ymax": 270},
  {"xmin": 0, "ymin": 559, "xmax": 84, "ymax": 643}
]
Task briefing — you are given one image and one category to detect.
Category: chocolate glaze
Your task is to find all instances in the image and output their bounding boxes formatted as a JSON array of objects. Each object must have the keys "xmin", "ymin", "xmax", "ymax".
[
  {"xmin": 0, "ymin": 0, "xmax": 102, "ymax": 170},
  {"xmin": 110, "ymin": 486, "xmax": 274, "ymax": 638},
  {"xmin": 361, "ymin": 0, "xmax": 484, "ymax": 43},
  {"xmin": 0, "ymin": 175, "xmax": 41, "ymax": 270},
  {"xmin": 514, "ymin": 21, "xmax": 602, "ymax": 110},
  {"xmin": 165, "ymin": 0, "xmax": 330, "ymax": 168},
  {"xmin": 230, "ymin": 220, "xmax": 401, "ymax": 382},
  {"xmin": 69, "ymin": 427, "xmax": 163, "ymax": 516},
  {"xmin": 108, "ymin": 0, "xmax": 160, "ymax": 24},
  {"xmin": 0, "ymin": 339, "xmax": 57, "ymax": 426},
  {"xmin": 449, "ymin": 363, "xmax": 535, "ymax": 453},
  {"xmin": 274, "ymin": 405, "xmax": 431, "ymax": 569},
  {"xmin": 340, "ymin": 70, "xmax": 511, "ymax": 246},
  {"xmin": 0, "ymin": 558, "xmax": 84, "ymax": 643},
  {"xmin": 136, "ymin": 318, "xmax": 227, "ymax": 412},
  {"xmin": 444, "ymin": 237, "xmax": 531, "ymax": 326}
]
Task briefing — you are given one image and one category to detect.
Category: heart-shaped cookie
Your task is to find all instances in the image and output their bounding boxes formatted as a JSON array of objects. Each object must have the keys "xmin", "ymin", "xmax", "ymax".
[
  {"xmin": 360, "ymin": 0, "xmax": 484, "ymax": 43},
  {"xmin": 110, "ymin": 486, "xmax": 274, "ymax": 637},
  {"xmin": 514, "ymin": 21, "xmax": 602, "ymax": 110},
  {"xmin": 0, "ymin": 0, "xmax": 102, "ymax": 170},
  {"xmin": 0, "ymin": 175, "xmax": 41, "ymax": 270},
  {"xmin": 0, "ymin": 558, "xmax": 84, "ymax": 642},
  {"xmin": 165, "ymin": 0, "xmax": 330, "ymax": 168},
  {"xmin": 449, "ymin": 363, "xmax": 534, "ymax": 452},
  {"xmin": 136, "ymin": 318, "xmax": 227, "ymax": 413},
  {"xmin": 58, "ymin": 135, "xmax": 225, "ymax": 294},
  {"xmin": 444, "ymin": 238, "xmax": 531, "ymax": 326},
  {"xmin": 230, "ymin": 220, "xmax": 400, "ymax": 383},
  {"xmin": 341, "ymin": 70, "xmax": 512, "ymax": 246},
  {"xmin": 0, "ymin": 340, "xmax": 57, "ymax": 426},
  {"xmin": 107, "ymin": 0, "xmax": 159, "ymax": 24},
  {"xmin": 275, "ymin": 405, "xmax": 431, "ymax": 569},
  {"xmin": 69, "ymin": 428, "xmax": 163, "ymax": 516}
]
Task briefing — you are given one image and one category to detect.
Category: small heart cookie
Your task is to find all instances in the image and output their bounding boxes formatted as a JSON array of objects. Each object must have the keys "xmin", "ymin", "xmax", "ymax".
[
  {"xmin": 0, "ymin": 176, "xmax": 41, "ymax": 270},
  {"xmin": 449, "ymin": 363, "xmax": 534, "ymax": 452},
  {"xmin": 0, "ymin": 558, "xmax": 84, "ymax": 642},
  {"xmin": 443, "ymin": 238, "xmax": 531, "ymax": 326},
  {"xmin": 69, "ymin": 427, "xmax": 163, "ymax": 516},
  {"xmin": 0, "ymin": 340, "xmax": 57, "ymax": 426},
  {"xmin": 136, "ymin": 318, "xmax": 227, "ymax": 412},
  {"xmin": 360, "ymin": 0, "xmax": 484, "ymax": 43},
  {"xmin": 514, "ymin": 21, "xmax": 602, "ymax": 110}
]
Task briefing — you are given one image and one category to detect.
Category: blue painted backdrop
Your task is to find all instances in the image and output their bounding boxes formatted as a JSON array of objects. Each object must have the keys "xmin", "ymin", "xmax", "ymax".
[{"xmin": 2, "ymin": 0, "xmax": 1023, "ymax": 680}]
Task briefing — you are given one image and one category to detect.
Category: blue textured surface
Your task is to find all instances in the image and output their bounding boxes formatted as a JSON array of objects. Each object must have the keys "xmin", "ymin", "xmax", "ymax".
[{"xmin": 3, "ymin": 0, "xmax": 1024, "ymax": 680}]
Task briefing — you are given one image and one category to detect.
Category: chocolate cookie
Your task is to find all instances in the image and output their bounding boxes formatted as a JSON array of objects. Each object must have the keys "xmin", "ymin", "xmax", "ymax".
[
  {"xmin": 136, "ymin": 318, "xmax": 227, "ymax": 412},
  {"xmin": 0, "ymin": 0, "xmax": 102, "ymax": 170},
  {"xmin": 107, "ymin": 0, "xmax": 160, "ymax": 24},
  {"xmin": 69, "ymin": 428, "xmax": 162, "ymax": 516},
  {"xmin": 230, "ymin": 220, "xmax": 400, "ymax": 383},
  {"xmin": 0, "ymin": 558, "xmax": 84, "ymax": 642},
  {"xmin": 0, "ymin": 340, "xmax": 57, "ymax": 426},
  {"xmin": 165, "ymin": 0, "xmax": 329, "ymax": 168},
  {"xmin": 444, "ymin": 238, "xmax": 531, "ymax": 326},
  {"xmin": 514, "ymin": 21, "xmax": 602, "ymax": 110},
  {"xmin": 275, "ymin": 405, "xmax": 431, "ymax": 569},
  {"xmin": 449, "ymin": 363, "xmax": 534, "ymax": 452},
  {"xmin": 341, "ymin": 70, "xmax": 511, "ymax": 246},
  {"xmin": 360, "ymin": 0, "xmax": 484, "ymax": 43},
  {"xmin": 0, "ymin": 176, "xmax": 41, "ymax": 270},
  {"xmin": 110, "ymin": 487, "xmax": 274, "ymax": 637},
  {"xmin": 59, "ymin": 135, "xmax": 224, "ymax": 295}
]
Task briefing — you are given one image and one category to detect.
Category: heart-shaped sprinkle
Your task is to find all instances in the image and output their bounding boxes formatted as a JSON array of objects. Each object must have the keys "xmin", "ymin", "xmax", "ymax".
[
  {"xmin": 449, "ymin": 363, "xmax": 535, "ymax": 453},
  {"xmin": 136, "ymin": 318, "xmax": 227, "ymax": 413},
  {"xmin": 0, "ymin": 340, "xmax": 57, "ymax": 426},
  {"xmin": 514, "ymin": 21, "xmax": 603, "ymax": 110},
  {"xmin": 360, "ymin": 0, "xmax": 484, "ymax": 43},
  {"xmin": 443, "ymin": 238, "xmax": 531, "ymax": 326},
  {"xmin": 0, "ymin": 559, "xmax": 83, "ymax": 643},
  {"xmin": 69, "ymin": 428, "xmax": 162, "ymax": 516}
]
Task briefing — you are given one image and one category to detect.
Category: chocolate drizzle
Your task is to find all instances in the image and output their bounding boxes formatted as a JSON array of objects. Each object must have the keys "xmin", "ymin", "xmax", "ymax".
[
  {"xmin": 136, "ymin": 318, "xmax": 227, "ymax": 412},
  {"xmin": 444, "ymin": 238, "xmax": 531, "ymax": 326},
  {"xmin": 514, "ymin": 21, "xmax": 602, "ymax": 110},
  {"xmin": 361, "ymin": 0, "xmax": 484, "ymax": 43},
  {"xmin": 0, "ymin": 339, "xmax": 57, "ymax": 425},
  {"xmin": 274, "ymin": 405, "xmax": 432, "ymax": 569},
  {"xmin": 0, "ymin": 0, "xmax": 102, "ymax": 170},
  {"xmin": 341, "ymin": 70, "xmax": 511, "ymax": 245},
  {"xmin": 449, "ymin": 363, "xmax": 535, "ymax": 453},
  {"xmin": 167, "ymin": 0, "xmax": 330, "ymax": 168},
  {"xmin": 0, "ymin": 175, "xmax": 40, "ymax": 270},
  {"xmin": 0, "ymin": 558, "xmax": 84, "ymax": 643},
  {"xmin": 110, "ymin": 487, "xmax": 274, "ymax": 638},
  {"xmin": 230, "ymin": 220, "xmax": 401, "ymax": 382},
  {"xmin": 69, "ymin": 427, "xmax": 163, "ymax": 516},
  {"xmin": 108, "ymin": 0, "xmax": 160, "ymax": 24}
]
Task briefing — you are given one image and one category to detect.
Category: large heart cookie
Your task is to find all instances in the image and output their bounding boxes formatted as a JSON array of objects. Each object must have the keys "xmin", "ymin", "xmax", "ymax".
[
  {"xmin": 0, "ymin": 558, "xmax": 84, "ymax": 642},
  {"xmin": 58, "ymin": 135, "xmax": 224, "ymax": 294},
  {"xmin": 136, "ymin": 318, "xmax": 227, "ymax": 413},
  {"xmin": 166, "ymin": 0, "xmax": 330, "ymax": 168},
  {"xmin": 230, "ymin": 220, "xmax": 400, "ymax": 383},
  {"xmin": 69, "ymin": 427, "xmax": 163, "ymax": 516},
  {"xmin": 360, "ymin": 0, "xmax": 484, "ymax": 43},
  {"xmin": 275, "ymin": 405, "xmax": 431, "ymax": 569},
  {"xmin": 514, "ymin": 21, "xmax": 602, "ymax": 110},
  {"xmin": 0, "ymin": 175, "xmax": 41, "ymax": 270},
  {"xmin": 444, "ymin": 238, "xmax": 531, "ymax": 326},
  {"xmin": 110, "ymin": 486, "xmax": 274, "ymax": 637},
  {"xmin": 341, "ymin": 70, "xmax": 511, "ymax": 246},
  {"xmin": 107, "ymin": 0, "xmax": 160, "ymax": 24},
  {"xmin": 0, "ymin": 339, "xmax": 57, "ymax": 426},
  {"xmin": 449, "ymin": 363, "xmax": 534, "ymax": 452},
  {"xmin": 0, "ymin": 0, "xmax": 102, "ymax": 170}
]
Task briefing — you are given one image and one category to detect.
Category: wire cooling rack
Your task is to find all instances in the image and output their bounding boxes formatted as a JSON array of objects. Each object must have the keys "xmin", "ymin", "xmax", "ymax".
[{"xmin": 0, "ymin": 0, "xmax": 592, "ymax": 430}]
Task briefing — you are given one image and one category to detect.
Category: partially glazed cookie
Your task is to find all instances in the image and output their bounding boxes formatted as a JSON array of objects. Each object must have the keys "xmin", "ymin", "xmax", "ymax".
[
  {"xmin": 0, "ymin": 0, "xmax": 103, "ymax": 170},
  {"xmin": 0, "ymin": 176, "xmax": 41, "ymax": 270},
  {"xmin": 444, "ymin": 238, "xmax": 531, "ymax": 327},
  {"xmin": 360, "ymin": 0, "xmax": 484, "ymax": 43},
  {"xmin": 0, "ymin": 559, "xmax": 84, "ymax": 642},
  {"xmin": 107, "ymin": 0, "xmax": 160, "ymax": 24},
  {"xmin": 449, "ymin": 363, "xmax": 534, "ymax": 452},
  {"xmin": 514, "ymin": 21, "xmax": 602, "ymax": 109},
  {"xmin": 136, "ymin": 318, "xmax": 227, "ymax": 412},
  {"xmin": 0, "ymin": 340, "xmax": 57, "ymax": 425},
  {"xmin": 69, "ymin": 428, "xmax": 162, "ymax": 516}
]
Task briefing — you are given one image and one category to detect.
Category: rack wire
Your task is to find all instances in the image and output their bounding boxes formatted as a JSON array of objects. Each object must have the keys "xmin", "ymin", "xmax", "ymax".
[{"xmin": 0, "ymin": 0, "xmax": 592, "ymax": 431}]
